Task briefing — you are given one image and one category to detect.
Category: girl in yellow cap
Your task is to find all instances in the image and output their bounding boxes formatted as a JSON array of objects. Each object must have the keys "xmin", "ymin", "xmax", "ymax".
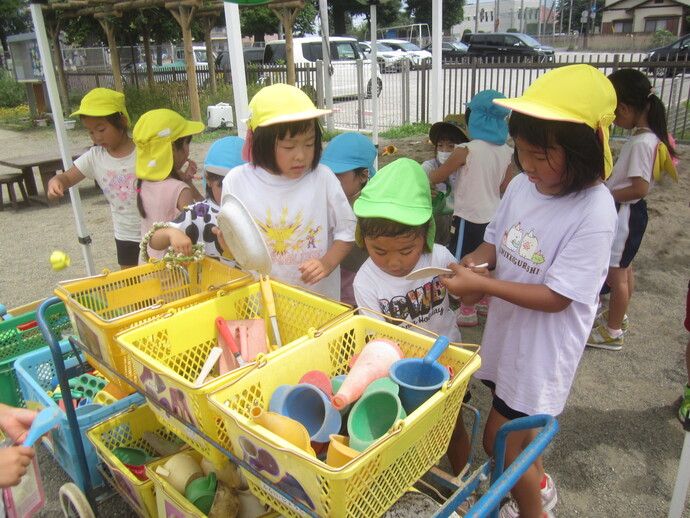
[
  {"xmin": 587, "ymin": 68, "xmax": 678, "ymax": 352},
  {"xmin": 133, "ymin": 108, "xmax": 205, "ymax": 263},
  {"xmin": 220, "ymin": 84, "xmax": 355, "ymax": 300},
  {"xmin": 439, "ymin": 64, "xmax": 619, "ymax": 518},
  {"xmin": 47, "ymin": 88, "xmax": 140, "ymax": 269}
]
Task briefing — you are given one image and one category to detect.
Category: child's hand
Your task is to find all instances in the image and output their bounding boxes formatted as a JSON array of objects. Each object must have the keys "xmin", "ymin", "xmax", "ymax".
[
  {"xmin": 0, "ymin": 446, "xmax": 35, "ymax": 488},
  {"xmin": 168, "ymin": 231, "xmax": 193, "ymax": 258},
  {"xmin": 46, "ymin": 177, "xmax": 65, "ymax": 199},
  {"xmin": 180, "ymin": 159, "xmax": 198, "ymax": 182},
  {"xmin": 299, "ymin": 259, "xmax": 331, "ymax": 285},
  {"xmin": 211, "ymin": 226, "xmax": 230, "ymax": 257},
  {"xmin": 0, "ymin": 405, "xmax": 37, "ymax": 445},
  {"xmin": 439, "ymin": 262, "xmax": 487, "ymax": 298}
]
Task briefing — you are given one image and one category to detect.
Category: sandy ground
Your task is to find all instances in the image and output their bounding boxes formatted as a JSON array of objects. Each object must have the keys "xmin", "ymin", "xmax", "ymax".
[{"xmin": 0, "ymin": 127, "xmax": 689, "ymax": 517}]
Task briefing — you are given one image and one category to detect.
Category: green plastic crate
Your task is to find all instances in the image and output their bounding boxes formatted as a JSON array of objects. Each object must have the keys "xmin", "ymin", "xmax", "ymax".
[{"xmin": 0, "ymin": 301, "xmax": 72, "ymax": 406}]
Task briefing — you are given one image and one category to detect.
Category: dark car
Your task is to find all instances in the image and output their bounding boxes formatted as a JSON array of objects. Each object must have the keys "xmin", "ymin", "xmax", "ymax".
[
  {"xmin": 215, "ymin": 47, "xmax": 265, "ymax": 70},
  {"xmin": 423, "ymin": 41, "xmax": 469, "ymax": 62},
  {"xmin": 461, "ymin": 32, "xmax": 555, "ymax": 62},
  {"xmin": 645, "ymin": 35, "xmax": 690, "ymax": 77}
]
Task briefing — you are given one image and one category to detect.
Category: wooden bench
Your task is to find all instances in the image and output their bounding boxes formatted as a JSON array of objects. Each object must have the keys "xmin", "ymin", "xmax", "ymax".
[{"xmin": 0, "ymin": 172, "xmax": 31, "ymax": 211}]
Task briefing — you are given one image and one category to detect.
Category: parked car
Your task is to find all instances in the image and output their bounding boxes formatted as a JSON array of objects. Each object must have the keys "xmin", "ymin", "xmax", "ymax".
[
  {"xmin": 378, "ymin": 39, "xmax": 432, "ymax": 66},
  {"xmin": 461, "ymin": 33, "xmax": 555, "ymax": 62},
  {"xmin": 215, "ymin": 47, "xmax": 266, "ymax": 70},
  {"xmin": 264, "ymin": 36, "xmax": 382, "ymax": 99},
  {"xmin": 359, "ymin": 41, "xmax": 407, "ymax": 72},
  {"xmin": 644, "ymin": 34, "xmax": 690, "ymax": 77},
  {"xmin": 155, "ymin": 45, "xmax": 212, "ymax": 70},
  {"xmin": 423, "ymin": 41, "xmax": 469, "ymax": 62}
]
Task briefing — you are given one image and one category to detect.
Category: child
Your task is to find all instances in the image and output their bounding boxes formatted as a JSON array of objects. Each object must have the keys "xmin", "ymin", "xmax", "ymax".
[
  {"xmin": 133, "ymin": 109, "xmax": 205, "ymax": 263},
  {"xmin": 0, "ymin": 403, "xmax": 38, "ymax": 488},
  {"xmin": 587, "ymin": 68, "xmax": 678, "ymax": 351},
  {"xmin": 440, "ymin": 64, "xmax": 618, "ymax": 518},
  {"xmin": 352, "ymin": 157, "xmax": 469, "ymax": 474},
  {"xmin": 141, "ymin": 136, "xmax": 246, "ymax": 264},
  {"xmin": 221, "ymin": 84, "xmax": 356, "ymax": 300},
  {"xmin": 320, "ymin": 132, "xmax": 377, "ymax": 305},
  {"xmin": 680, "ymin": 280, "xmax": 690, "ymax": 423},
  {"xmin": 429, "ymin": 90, "xmax": 514, "ymax": 326},
  {"xmin": 422, "ymin": 114, "xmax": 471, "ymax": 247},
  {"xmin": 47, "ymin": 88, "xmax": 140, "ymax": 269}
]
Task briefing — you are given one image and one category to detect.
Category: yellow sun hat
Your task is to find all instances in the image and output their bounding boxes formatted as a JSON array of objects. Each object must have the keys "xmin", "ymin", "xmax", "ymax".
[
  {"xmin": 70, "ymin": 88, "xmax": 130, "ymax": 126},
  {"xmin": 493, "ymin": 64, "xmax": 617, "ymax": 178},
  {"xmin": 245, "ymin": 83, "xmax": 331, "ymax": 130},
  {"xmin": 133, "ymin": 109, "xmax": 205, "ymax": 181}
]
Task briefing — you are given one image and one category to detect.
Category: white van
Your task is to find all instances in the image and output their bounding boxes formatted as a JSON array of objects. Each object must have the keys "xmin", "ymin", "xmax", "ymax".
[{"xmin": 264, "ymin": 37, "xmax": 382, "ymax": 98}]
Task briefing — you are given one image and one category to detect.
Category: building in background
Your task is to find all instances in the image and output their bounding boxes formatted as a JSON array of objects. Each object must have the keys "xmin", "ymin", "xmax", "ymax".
[
  {"xmin": 601, "ymin": 0, "xmax": 689, "ymax": 35},
  {"xmin": 451, "ymin": 0, "xmax": 558, "ymax": 37}
]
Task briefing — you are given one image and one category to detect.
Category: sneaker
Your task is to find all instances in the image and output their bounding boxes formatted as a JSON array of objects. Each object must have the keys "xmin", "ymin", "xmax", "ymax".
[
  {"xmin": 457, "ymin": 305, "xmax": 478, "ymax": 327},
  {"xmin": 679, "ymin": 385, "xmax": 690, "ymax": 423},
  {"xmin": 586, "ymin": 324, "xmax": 624, "ymax": 351},
  {"xmin": 498, "ymin": 498, "xmax": 555, "ymax": 518},
  {"xmin": 455, "ymin": 492, "xmax": 477, "ymax": 516},
  {"xmin": 476, "ymin": 297, "xmax": 491, "ymax": 317},
  {"xmin": 594, "ymin": 310, "xmax": 629, "ymax": 334}
]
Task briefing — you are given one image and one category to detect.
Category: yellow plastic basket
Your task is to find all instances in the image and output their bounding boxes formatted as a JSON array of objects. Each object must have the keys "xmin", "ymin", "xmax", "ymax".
[
  {"xmin": 86, "ymin": 403, "xmax": 182, "ymax": 518},
  {"xmin": 207, "ymin": 315, "xmax": 481, "ymax": 518},
  {"xmin": 114, "ymin": 280, "xmax": 350, "ymax": 466},
  {"xmin": 55, "ymin": 258, "xmax": 252, "ymax": 392}
]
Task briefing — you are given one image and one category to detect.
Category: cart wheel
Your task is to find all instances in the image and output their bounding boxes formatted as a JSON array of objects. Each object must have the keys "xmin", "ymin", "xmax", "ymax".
[{"xmin": 59, "ymin": 483, "xmax": 95, "ymax": 518}]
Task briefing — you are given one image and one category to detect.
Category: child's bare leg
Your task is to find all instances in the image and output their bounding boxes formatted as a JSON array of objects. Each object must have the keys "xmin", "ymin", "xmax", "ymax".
[
  {"xmin": 484, "ymin": 408, "xmax": 543, "ymax": 518},
  {"xmin": 448, "ymin": 412, "xmax": 470, "ymax": 476},
  {"xmin": 606, "ymin": 266, "xmax": 629, "ymax": 330}
]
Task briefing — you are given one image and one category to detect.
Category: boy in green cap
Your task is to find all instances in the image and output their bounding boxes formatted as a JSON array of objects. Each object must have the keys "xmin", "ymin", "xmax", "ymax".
[{"xmin": 352, "ymin": 157, "xmax": 470, "ymax": 474}]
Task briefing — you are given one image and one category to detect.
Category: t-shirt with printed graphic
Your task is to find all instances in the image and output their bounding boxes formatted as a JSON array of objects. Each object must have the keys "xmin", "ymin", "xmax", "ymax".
[
  {"xmin": 168, "ymin": 198, "xmax": 235, "ymax": 266},
  {"xmin": 74, "ymin": 146, "xmax": 140, "ymax": 242},
  {"xmin": 480, "ymin": 174, "xmax": 617, "ymax": 416},
  {"xmin": 221, "ymin": 163, "xmax": 356, "ymax": 300},
  {"xmin": 353, "ymin": 244, "xmax": 462, "ymax": 343}
]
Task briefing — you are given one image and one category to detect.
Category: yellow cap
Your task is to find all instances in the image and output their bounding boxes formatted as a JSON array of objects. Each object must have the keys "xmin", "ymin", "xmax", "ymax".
[
  {"xmin": 70, "ymin": 88, "xmax": 130, "ymax": 126},
  {"xmin": 133, "ymin": 109, "xmax": 205, "ymax": 181},
  {"xmin": 494, "ymin": 64, "xmax": 617, "ymax": 178},
  {"xmin": 246, "ymin": 83, "xmax": 331, "ymax": 130}
]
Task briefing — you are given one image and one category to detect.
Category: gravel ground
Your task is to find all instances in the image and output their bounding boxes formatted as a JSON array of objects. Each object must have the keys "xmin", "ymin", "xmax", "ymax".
[{"xmin": 0, "ymin": 127, "xmax": 688, "ymax": 517}]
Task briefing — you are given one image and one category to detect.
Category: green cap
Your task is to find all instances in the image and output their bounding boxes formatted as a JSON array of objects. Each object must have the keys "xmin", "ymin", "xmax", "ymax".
[{"xmin": 354, "ymin": 157, "xmax": 435, "ymax": 250}]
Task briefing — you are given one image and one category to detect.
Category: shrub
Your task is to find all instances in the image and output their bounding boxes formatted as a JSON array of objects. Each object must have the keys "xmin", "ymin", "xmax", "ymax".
[
  {"xmin": 0, "ymin": 69, "xmax": 27, "ymax": 108},
  {"xmin": 652, "ymin": 29, "xmax": 675, "ymax": 48}
]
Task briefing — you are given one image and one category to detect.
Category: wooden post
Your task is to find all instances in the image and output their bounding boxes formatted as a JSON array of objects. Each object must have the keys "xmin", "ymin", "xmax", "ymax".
[
  {"xmin": 169, "ymin": 3, "xmax": 201, "ymax": 122},
  {"xmin": 47, "ymin": 18, "xmax": 72, "ymax": 115},
  {"xmin": 97, "ymin": 17, "xmax": 124, "ymax": 92}
]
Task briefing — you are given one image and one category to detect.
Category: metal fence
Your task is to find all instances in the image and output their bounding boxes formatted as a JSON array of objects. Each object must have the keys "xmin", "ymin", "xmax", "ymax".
[{"xmin": 64, "ymin": 53, "xmax": 690, "ymax": 141}]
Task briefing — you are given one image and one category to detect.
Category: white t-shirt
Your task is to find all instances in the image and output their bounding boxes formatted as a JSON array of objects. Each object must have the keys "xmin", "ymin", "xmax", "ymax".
[
  {"xmin": 74, "ymin": 146, "xmax": 140, "ymax": 242},
  {"xmin": 452, "ymin": 140, "xmax": 513, "ymax": 224},
  {"xmin": 353, "ymin": 244, "xmax": 462, "ymax": 343},
  {"xmin": 606, "ymin": 131, "xmax": 657, "ymax": 204},
  {"xmin": 222, "ymin": 163, "xmax": 356, "ymax": 300},
  {"xmin": 169, "ymin": 199, "xmax": 234, "ymax": 266},
  {"xmin": 480, "ymin": 174, "xmax": 617, "ymax": 416}
]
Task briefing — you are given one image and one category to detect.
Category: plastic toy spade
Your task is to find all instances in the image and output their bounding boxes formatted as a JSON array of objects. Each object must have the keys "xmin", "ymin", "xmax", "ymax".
[{"xmin": 23, "ymin": 407, "xmax": 61, "ymax": 448}]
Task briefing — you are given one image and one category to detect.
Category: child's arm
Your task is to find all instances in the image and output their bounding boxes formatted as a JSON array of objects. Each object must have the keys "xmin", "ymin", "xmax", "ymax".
[
  {"xmin": 299, "ymin": 240, "xmax": 354, "ymax": 285},
  {"xmin": 176, "ymin": 186, "xmax": 196, "ymax": 213},
  {"xmin": 148, "ymin": 226, "xmax": 193, "ymax": 257},
  {"xmin": 610, "ymin": 177, "xmax": 649, "ymax": 203},
  {"xmin": 0, "ymin": 404, "xmax": 37, "ymax": 445},
  {"xmin": 47, "ymin": 165, "xmax": 85, "ymax": 199},
  {"xmin": 178, "ymin": 160, "xmax": 204, "ymax": 202},
  {"xmin": 428, "ymin": 146, "xmax": 469, "ymax": 184},
  {"xmin": 0, "ymin": 447, "xmax": 35, "ymax": 488},
  {"xmin": 441, "ymin": 263, "xmax": 571, "ymax": 312}
]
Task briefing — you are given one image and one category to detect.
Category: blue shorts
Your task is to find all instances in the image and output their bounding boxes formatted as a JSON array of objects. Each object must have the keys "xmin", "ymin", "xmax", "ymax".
[
  {"xmin": 610, "ymin": 199, "xmax": 648, "ymax": 269},
  {"xmin": 116, "ymin": 239, "xmax": 140, "ymax": 267}
]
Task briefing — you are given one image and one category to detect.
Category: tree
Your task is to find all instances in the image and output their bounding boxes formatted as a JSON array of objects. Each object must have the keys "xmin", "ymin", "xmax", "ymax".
[
  {"xmin": 240, "ymin": 6, "xmax": 280, "ymax": 43},
  {"xmin": 294, "ymin": 0, "xmax": 318, "ymax": 37},
  {"xmin": 0, "ymin": 0, "xmax": 30, "ymax": 67},
  {"xmin": 406, "ymin": 0, "xmax": 464, "ymax": 31}
]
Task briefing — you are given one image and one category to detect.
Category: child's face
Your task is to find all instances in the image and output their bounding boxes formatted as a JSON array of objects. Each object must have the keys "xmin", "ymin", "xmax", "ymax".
[
  {"xmin": 208, "ymin": 175, "xmax": 223, "ymax": 205},
  {"xmin": 274, "ymin": 125, "xmax": 316, "ymax": 179},
  {"xmin": 81, "ymin": 115, "xmax": 126, "ymax": 151},
  {"xmin": 337, "ymin": 169, "xmax": 368, "ymax": 199},
  {"xmin": 173, "ymin": 139, "xmax": 191, "ymax": 172},
  {"xmin": 514, "ymin": 135, "xmax": 566, "ymax": 196},
  {"xmin": 436, "ymin": 140, "xmax": 455, "ymax": 153},
  {"xmin": 364, "ymin": 232, "xmax": 425, "ymax": 278},
  {"xmin": 613, "ymin": 102, "xmax": 637, "ymax": 130}
]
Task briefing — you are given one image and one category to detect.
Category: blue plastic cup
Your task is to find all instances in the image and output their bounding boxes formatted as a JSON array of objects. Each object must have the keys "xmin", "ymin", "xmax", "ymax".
[
  {"xmin": 269, "ymin": 383, "xmax": 342, "ymax": 443},
  {"xmin": 389, "ymin": 336, "xmax": 451, "ymax": 414}
]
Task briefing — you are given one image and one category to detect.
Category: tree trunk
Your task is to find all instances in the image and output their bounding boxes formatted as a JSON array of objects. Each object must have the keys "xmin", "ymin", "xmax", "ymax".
[
  {"xmin": 47, "ymin": 19, "xmax": 71, "ymax": 115},
  {"xmin": 201, "ymin": 16, "xmax": 217, "ymax": 95},
  {"xmin": 98, "ymin": 18, "xmax": 123, "ymax": 92},
  {"xmin": 169, "ymin": 4, "xmax": 201, "ymax": 122},
  {"xmin": 271, "ymin": 4, "xmax": 302, "ymax": 86}
]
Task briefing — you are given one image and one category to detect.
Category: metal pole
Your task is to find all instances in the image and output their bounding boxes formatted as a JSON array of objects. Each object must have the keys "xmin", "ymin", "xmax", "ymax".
[
  {"xmin": 568, "ymin": 0, "xmax": 574, "ymax": 35},
  {"xmin": 30, "ymin": 1, "xmax": 95, "ymax": 276},
  {"xmin": 224, "ymin": 2, "xmax": 249, "ymax": 139},
  {"xmin": 370, "ymin": 3, "xmax": 379, "ymax": 170},
  {"xmin": 318, "ymin": 0, "xmax": 334, "ymax": 132},
  {"xmin": 475, "ymin": 0, "xmax": 480, "ymax": 33},
  {"xmin": 431, "ymin": 0, "xmax": 443, "ymax": 124},
  {"xmin": 520, "ymin": 0, "xmax": 525, "ymax": 33}
]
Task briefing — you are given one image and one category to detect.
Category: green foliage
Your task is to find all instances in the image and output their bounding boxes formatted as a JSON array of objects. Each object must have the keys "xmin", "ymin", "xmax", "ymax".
[
  {"xmin": 0, "ymin": 69, "xmax": 27, "ymax": 108},
  {"xmin": 406, "ymin": 0, "xmax": 464, "ymax": 31},
  {"xmin": 240, "ymin": 6, "xmax": 280, "ymax": 42},
  {"xmin": 122, "ymin": 85, "xmax": 185, "ymax": 126},
  {"xmin": 294, "ymin": 1, "xmax": 318, "ymax": 37},
  {"xmin": 0, "ymin": 0, "xmax": 30, "ymax": 46},
  {"xmin": 652, "ymin": 29, "xmax": 675, "ymax": 48},
  {"xmin": 193, "ymin": 127, "xmax": 237, "ymax": 143},
  {"xmin": 380, "ymin": 122, "xmax": 431, "ymax": 139}
]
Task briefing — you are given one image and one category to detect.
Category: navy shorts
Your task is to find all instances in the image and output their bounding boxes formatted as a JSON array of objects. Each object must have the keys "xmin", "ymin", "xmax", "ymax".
[
  {"xmin": 116, "ymin": 239, "xmax": 140, "ymax": 267},
  {"xmin": 610, "ymin": 199, "xmax": 648, "ymax": 269},
  {"xmin": 448, "ymin": 217, "xmax": 488, "ymax": 261},
  {"xmin": 481, "ymin": 379, "xmax": 529, "ymax": 420},
  {"xmin": 685, "ymin": 279, "xmax": 690, "ymax": 333}
]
